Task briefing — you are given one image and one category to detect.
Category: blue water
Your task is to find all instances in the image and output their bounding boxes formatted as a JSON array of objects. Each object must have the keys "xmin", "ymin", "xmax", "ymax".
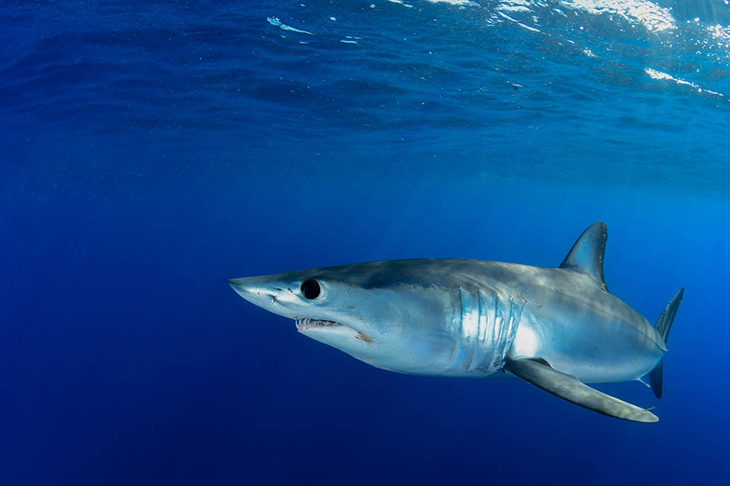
[{"xmin": 1, "ymin": 0, "xmax": 729, "ymax": 484}]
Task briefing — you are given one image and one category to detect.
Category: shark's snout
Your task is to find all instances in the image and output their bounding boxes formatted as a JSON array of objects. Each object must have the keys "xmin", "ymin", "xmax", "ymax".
[
  {"xmin": 228, "ymin": 275, "xmax": 305, "ymax": 319},
  {"xmin": 227, "ymin": 277, "xmax": 247, "ymax": 294},
  {"xmin": 228, "ymin": 277, "xmax": 255, "ymax": 299},
  {"xmin": 228, "ymin": 277, "xmax": 274, "ymax": 305}
]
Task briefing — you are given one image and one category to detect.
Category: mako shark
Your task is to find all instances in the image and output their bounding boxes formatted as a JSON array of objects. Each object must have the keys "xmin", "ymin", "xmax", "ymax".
[{"xmin": 229, "ymin": 222, "xmax": 683, "ymax": 423}]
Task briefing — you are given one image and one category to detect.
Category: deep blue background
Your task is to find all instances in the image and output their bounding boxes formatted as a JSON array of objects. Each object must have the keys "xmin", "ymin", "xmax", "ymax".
[{"xmin": 1, "ymin": 1, "xmax": 729, "ymax": 485}]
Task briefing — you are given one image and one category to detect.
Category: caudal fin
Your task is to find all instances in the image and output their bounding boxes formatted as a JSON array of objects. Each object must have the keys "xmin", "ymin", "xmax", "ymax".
[{"xmin": 649, "ymin": 288, "xmax": 685, "ymax": 399}]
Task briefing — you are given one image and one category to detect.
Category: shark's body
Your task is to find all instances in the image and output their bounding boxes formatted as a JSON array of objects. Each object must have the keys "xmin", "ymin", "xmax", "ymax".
[{"xmin": 229, "ymin": 223, "xmax": 683, "ymax": 423}]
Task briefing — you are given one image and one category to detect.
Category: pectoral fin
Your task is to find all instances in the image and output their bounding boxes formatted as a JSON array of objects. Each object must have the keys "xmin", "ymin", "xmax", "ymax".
[{"xmin": 504, "ymin": 358, "xmax": 658, "ymax": 423}]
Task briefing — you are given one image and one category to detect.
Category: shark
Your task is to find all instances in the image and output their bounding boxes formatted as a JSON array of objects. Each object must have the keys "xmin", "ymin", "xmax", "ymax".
[{"xmin": 229, "ymin": 222, "xmax": 683, "ymax": 423}]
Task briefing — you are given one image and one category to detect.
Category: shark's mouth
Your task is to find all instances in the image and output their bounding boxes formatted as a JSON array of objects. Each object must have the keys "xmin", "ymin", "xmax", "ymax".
[
  {"xmin": 294, "ymin": 317, "xmax": 374, "ymax": 344},
  {"xmin": 295, "ymin": 317, "xmax": 343, "ymax": 331}
]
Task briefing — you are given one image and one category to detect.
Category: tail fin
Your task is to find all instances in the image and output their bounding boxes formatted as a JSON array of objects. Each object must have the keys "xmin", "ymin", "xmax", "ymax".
[{"xmin": 649, "ymin": 288, "xmax": 685, "ymax": 399}]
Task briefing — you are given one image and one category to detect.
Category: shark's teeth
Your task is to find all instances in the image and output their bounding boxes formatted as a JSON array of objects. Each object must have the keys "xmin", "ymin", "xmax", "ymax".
[{"xmin": 295, "ymin": 317, "xmax": 342, "ymax": 331}]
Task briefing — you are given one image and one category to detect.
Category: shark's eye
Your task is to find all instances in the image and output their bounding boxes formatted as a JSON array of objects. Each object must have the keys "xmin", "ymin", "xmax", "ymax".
[{"xmin": 301, "ymin": 280, "xmax": 321, "ymax": 300}]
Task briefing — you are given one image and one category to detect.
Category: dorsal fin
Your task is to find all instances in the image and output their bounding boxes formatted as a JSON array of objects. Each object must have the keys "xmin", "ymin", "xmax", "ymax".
[{"xmin": 559, "ymin": 222, "xmax": 608, "ymax": 292}]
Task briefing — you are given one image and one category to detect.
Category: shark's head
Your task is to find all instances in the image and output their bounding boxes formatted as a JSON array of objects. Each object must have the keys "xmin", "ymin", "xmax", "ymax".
[{"xmin": 229, "ymin": 260, "xmax": 462, "ymax": 374}]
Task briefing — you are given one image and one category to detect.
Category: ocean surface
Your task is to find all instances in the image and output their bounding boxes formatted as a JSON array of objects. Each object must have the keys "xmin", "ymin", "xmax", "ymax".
[{"xmin": 1, "ymin": 0, "xmax": 729, "ymax": 484}]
